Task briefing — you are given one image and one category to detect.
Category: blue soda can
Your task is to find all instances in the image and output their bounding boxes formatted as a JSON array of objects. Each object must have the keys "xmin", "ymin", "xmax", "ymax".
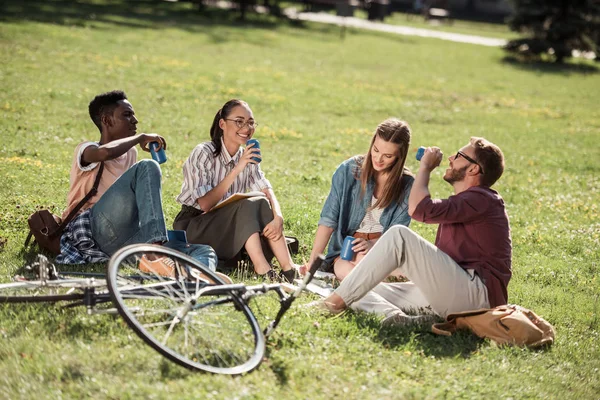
[
  {"xmin": 246, "ymin": 139, "xmax": 262, "ymax": 163},
  {"xmin": 416, "ymin": 146, "xmax": 425, "ymax": 161},
  {"xmin": 167, "ymin": 230, "xmax": 188, "ymax": 243},
  {"xmin": 340, "ymin": 236, "xmax": 355, "ymax": 261},
  {"xmin": 150, "ymin": 142, "xmax": 167, "ymax": 164}
]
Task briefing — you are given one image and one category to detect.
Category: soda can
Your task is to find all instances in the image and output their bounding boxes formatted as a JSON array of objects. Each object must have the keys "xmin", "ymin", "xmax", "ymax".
[
  {"xmin": 150, "ymin": 142, "xmax": 167, "ymax": 164},
  {"xmin": 340, "ymin": 236, "xmax": 355, "ymax": 261}
]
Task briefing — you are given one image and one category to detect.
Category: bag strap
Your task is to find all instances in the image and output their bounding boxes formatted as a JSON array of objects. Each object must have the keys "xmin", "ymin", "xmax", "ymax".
[
  {"xmin": 51, "ymin": 162, "xmax": 105, "ymax": 236},
  {"xmin": 24, "ymin": 230, "xmax": 34, "ymax": 247}
]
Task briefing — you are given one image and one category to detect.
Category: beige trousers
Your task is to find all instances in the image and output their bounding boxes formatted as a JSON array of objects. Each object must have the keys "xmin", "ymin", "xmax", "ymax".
[{"xmin": 335, "ymin": 225, "xmax": 490, "ymax": 318}]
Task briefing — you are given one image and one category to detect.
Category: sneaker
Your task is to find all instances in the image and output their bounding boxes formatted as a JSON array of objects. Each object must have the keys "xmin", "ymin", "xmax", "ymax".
[
  {"xmin": 139, "ymin": 255, "xmax": 178, "ymax": 277},
  {"xmin": 139, "ymin": 256, "xmax": 233, "ymax": 284},
  {"xmin": 263, "ymin": 269, "xmax": 280, "ymax": 282},
  {"xmin": 188, "ymin": 268, "xmax": 233, "ymax": 284},
  {"xmin": 279, "ymin": 268, "xmax": 297, "ymax": 284},
  {"xmin": 381, "ymin": 312, "xmax": 436, "ymax": 328}
]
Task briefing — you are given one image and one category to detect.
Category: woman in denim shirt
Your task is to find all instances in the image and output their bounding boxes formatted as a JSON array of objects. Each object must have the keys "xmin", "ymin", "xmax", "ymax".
[{"xmin": 305, "ymin": 118, "xmax": 414, "ymax": 280}]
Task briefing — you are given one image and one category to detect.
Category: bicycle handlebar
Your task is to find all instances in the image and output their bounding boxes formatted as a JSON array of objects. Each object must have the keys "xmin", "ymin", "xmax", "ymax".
[{"xmin": 262, "ymin": 254, "xmax": 326, "ymax": 337}]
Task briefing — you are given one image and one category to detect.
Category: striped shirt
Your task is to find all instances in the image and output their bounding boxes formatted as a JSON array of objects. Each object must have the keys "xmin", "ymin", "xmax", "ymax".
[
  {"xmin": 176, "ymin": 139, "xmax": 272, "ymax": 211},
  {"xmin": 356, "ymin": 195, "xmax": 384, "ymax": 234}
]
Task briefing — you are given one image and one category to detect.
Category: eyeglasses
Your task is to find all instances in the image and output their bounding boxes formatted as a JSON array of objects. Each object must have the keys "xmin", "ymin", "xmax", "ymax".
[
  {"xmin": 455, "ymin": 151, "xmax": 484, "ymax": 174},
  {"xmin": 224, "ymin": 119, "xmax": 258, "ymax": 130}
]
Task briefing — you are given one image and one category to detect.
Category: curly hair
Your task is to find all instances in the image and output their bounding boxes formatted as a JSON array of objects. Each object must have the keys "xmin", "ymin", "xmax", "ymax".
[{"xmin": 88, "ymin": 90, "xmax": 128, "ymax": 133}]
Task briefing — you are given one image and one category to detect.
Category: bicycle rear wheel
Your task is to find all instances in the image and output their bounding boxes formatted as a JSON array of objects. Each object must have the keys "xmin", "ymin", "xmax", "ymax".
[
  {"xmin": 0, "ymin": 280, "xmax": 86, "ymax": 303},
  {"xmin": 107, "ymin": 244, "xmax": 265, "ymax": 375}
]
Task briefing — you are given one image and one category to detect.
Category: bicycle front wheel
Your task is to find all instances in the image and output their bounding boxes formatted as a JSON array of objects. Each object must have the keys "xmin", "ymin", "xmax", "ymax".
[{"xmin": 107, "ymin": 244, "xmax": 265, "ymax": 375}]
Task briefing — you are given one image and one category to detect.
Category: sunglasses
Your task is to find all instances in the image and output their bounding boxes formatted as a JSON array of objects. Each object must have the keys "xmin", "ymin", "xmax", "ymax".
[{"xmin": 455, "ymin": 151, "xmax": 484, "ymax": 174}]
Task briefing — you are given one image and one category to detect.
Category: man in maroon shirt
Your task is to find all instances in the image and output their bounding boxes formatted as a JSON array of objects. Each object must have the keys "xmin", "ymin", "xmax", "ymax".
[{"xmin": 317, "ymin": 137, "xmax": 511, "ymax": 326}]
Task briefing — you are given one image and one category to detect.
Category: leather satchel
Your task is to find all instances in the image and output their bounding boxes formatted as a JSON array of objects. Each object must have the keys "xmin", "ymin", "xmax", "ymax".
[
  {"xmin": 432, "ymin": 304, "xmax": 555, "ymax": 349},
  {"xmin": 24, "ymin": 163, "xmax": 104, "ymax": 255}
]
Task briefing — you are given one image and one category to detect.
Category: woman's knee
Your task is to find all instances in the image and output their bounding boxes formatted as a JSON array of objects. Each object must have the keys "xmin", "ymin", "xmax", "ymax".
[
  {"xmin": 334, "ymin": 259, "xmax": 355, "ymax": 281},
  {"xmin": 239, "ymin": 197, "xmax": 272, "ymax": 216}
]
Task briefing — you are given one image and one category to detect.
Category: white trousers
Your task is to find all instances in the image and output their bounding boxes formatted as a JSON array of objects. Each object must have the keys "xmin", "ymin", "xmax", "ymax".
[{"xmin": 335, "ymin": 225, "xmax": 490, "ymax": 318}]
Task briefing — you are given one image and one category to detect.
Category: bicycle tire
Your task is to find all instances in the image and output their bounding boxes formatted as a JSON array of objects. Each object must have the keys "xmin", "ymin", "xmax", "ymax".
[
  {"xmin": 0, "ymin": 281, "xmax": 85, "ymax": 303},
  {"xmin": 107, "ymin": 244, "xmax": 265, "ymax": 375}
]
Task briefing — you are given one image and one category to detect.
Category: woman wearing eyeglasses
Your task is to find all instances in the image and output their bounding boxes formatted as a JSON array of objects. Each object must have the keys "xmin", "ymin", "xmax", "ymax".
[
  {"xmin": 304, "ymin": 118, "xmax": 414, "ymax": 281},
  {"xmin": 173, "ymin": 99, "xmax": 298, "ymax": 282}
]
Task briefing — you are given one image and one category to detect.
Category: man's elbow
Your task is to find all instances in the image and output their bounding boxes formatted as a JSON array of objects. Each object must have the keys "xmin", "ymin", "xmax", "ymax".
[{"xmin": 82, "ymin": 146, "xmax": 110, "ymax": 165}]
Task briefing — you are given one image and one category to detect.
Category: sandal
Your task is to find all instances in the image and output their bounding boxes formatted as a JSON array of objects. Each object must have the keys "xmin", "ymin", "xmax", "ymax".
[
  {"xmin": 279, "ymin": 269, "xmax": 297, "ymax": 284},
  {"xmin": 262, "ymin": 269, "xmax": 280, "ymax": 282}
]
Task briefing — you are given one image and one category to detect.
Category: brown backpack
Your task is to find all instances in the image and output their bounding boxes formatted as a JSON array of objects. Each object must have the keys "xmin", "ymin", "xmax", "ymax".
[
  {"xmin": 432, "ymin": 304, "xmax": 555, "ymax": 348},
  {"xmin": 24, "ymin": 163, "xmax": 104, "ymax": 255}
]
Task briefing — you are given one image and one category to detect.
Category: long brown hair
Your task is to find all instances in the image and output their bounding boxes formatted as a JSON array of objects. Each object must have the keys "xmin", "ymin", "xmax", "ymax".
[
  {"xmin": 209, "ymin": 99, "xmax": 249, "ymax": 157},
  {"xmin": 358, "ymin": 118, "xmax": 413, "ymax": 209}
]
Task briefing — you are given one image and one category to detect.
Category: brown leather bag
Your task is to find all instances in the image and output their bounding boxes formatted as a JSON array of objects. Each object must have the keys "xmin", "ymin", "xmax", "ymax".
[
  {"xmin": 432, "ymin": 304, "xmax": 555, "ymax": 349},
  {"xmin": 24, "ymin": 163, "xmax": 104, "ymax": 255}
]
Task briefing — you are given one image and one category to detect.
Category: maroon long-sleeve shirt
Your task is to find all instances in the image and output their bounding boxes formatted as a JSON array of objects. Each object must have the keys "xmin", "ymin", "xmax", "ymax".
[{"xmin": 411, "ymin": 186, "xmax": 512, "ymax": 307}]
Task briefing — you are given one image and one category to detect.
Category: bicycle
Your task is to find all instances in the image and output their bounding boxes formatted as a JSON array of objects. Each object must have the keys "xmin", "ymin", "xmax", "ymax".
[{"xmin": 0, "ymin": 244, "xmax": 325, "ymax": 375}]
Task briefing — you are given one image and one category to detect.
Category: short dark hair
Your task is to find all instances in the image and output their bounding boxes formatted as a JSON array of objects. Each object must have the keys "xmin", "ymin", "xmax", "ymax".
[
  {"xmin": 88, "ymin": 90, "xmax": 128, "ymax": 133},
  {"xmin": 470, "ymin": 137, "xmax": 504, "ymax": 187}
]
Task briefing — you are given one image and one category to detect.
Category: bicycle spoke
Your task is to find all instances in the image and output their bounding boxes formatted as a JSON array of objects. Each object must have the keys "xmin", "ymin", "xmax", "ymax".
[{"xmin": 107, "ymin": 244, "xmax": 265, "ymax": 374}]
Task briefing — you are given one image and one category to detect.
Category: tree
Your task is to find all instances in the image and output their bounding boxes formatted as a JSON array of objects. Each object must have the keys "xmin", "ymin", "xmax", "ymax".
[{"xmin": 505, "ymin": 0, "xmax": 600, "ymax": 63}]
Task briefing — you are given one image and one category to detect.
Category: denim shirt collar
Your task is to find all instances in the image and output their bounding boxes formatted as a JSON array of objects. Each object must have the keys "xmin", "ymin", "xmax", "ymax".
[{"xmin": 318, "ymin": 157, "xmax": 413, "ymax": 265}]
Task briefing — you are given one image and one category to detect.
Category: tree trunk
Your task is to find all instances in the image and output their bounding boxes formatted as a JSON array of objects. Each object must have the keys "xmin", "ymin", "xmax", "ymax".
[{"xmin": 466, "ymin": 0, "xmax": 476, "ymax": 12}]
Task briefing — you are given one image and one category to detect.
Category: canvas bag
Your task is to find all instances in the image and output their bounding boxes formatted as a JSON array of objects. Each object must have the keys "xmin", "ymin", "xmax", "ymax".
[
  {"xmin": 432, "ymin": 304, "xmax": 555, "ymax": 348},
  {"xmin": 24, "ymin": 163, "xmax": 104, "ymax": 255}
]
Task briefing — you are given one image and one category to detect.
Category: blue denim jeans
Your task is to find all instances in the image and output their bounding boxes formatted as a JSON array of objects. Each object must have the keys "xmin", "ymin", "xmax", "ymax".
[
  {"xmin": 90, "ymin": 159, "xmax": 218, "ymax": 269},
  {"xmin": 90, "ymin": 159, "xmax": 168, "ymax": 256},
  {"xmin": 164, "ymin": 240, "xmax": 218, "ymax": 272}
]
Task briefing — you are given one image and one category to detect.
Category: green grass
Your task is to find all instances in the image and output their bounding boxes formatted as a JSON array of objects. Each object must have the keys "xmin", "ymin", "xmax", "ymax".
[{"xmin": 1, "ymin": 0, "xmax": 599, "ymax": 398}]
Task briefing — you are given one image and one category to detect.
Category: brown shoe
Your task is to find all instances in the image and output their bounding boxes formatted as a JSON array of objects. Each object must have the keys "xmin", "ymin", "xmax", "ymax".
[
  {"xmin": 381, "ymin": 312, "xmax": 436, "ymax": 328},
  {"xmin": 139, "ymin": 256, "xmax": 233, "ymax": 284},
  {"xmin": 188, "ymin": 268, "xmax": 233, "ymax": 284},
  {"xmin": 139, "ymin": 255, "xmax": 178, "ymax": 277}
]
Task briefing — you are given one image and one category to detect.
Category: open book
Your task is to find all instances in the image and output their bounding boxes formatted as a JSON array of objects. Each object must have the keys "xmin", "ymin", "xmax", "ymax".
[{"xmin": 209, "ymin": 191, "xmax": 266, "ymax": 212}]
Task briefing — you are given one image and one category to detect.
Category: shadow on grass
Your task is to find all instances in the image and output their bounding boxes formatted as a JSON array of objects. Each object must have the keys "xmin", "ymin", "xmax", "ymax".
[
  {"xmin": 0, "ymin": 0, "xmax": 301, "ymax": 38},
  {"xmin": 354, "ymin": 312, "xmax": 485, "ymax": 359},
  {"xmin": 500, "ymin": 55, "xmax": 599, "ymax": 75}
]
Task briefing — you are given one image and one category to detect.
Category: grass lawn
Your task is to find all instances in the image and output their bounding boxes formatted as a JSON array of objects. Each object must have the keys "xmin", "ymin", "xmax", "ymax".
[{"xmin": 1, "ymin": 0, "xmax": 599, "ymax": 398}]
